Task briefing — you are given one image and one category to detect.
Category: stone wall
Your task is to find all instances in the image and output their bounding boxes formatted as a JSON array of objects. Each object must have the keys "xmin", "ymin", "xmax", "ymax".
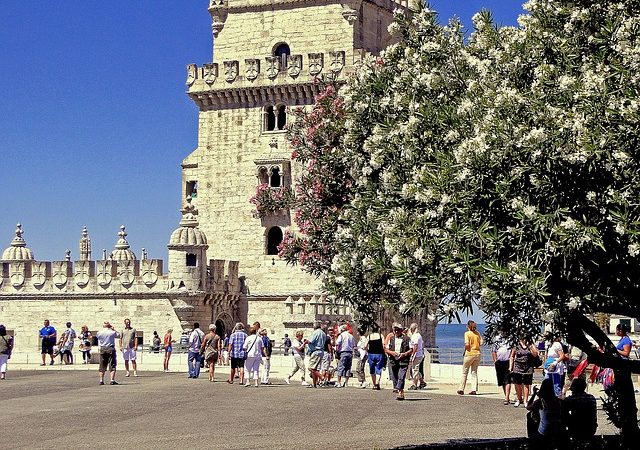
[
  {"xmin": 212, "ymin": 2, "xmax": 355, "ymax": 64},
  {"xmin": 0, "ymin": 297, "xmax": 186, "ymax": 350}
]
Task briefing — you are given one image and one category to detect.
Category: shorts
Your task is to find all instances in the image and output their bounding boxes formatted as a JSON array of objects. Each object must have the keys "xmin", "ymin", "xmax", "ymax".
[
  {"xmin": 122, "ymin": 348, "xmax": 137, "ymax": 361},
  {"xmin": 165, "ymin": 346, "xmax": 173, "ymax": 353},
  {"xmin": 368, "ymin": 353, "xmax": 385, "ymax": 375},
  {"xmin": 308, "ymin": 350, "xmax": 324, "ymax": 370},
  {"xmin": 230, "ymin": 357, "xmax": 244, "ymax": 369},
  {"xmin": 320, "ymin": 352, "xmax": 332, "ymax": 372},
  {"xmin": 510, "ymin": 372, "xmax": 533, "ymax": 385},
  {"xmin": 99, "ymin": 347, "xmax": 117, "ymax": 372},
  {"xmin": 41, "ymin": 339, "xmax": 54, "ymax": 355},
  {"xmin": 336, "ymin": 352, "xmax": 353, "ymax": 377},
  {"xmin": 494, "ymin": 360, "xmax": 510, "ymax": 386}
]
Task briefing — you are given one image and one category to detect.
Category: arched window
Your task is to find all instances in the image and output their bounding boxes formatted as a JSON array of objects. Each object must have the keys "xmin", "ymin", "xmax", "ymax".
[
  {"xmin": 273, "ymin": 43, "xmax": 290, "ymax": 71},
  {"xmin": 276, "ymin": 105, "xmax": 286, "ymax": 130},
  {"xmin": 270, "ymin": 167, "xmax": 281, "ymax": 187},
  {"xmin": 258, "ymin": 167, "xmax": 269, "ymax": 184},
  {"xmin": 265, "ymin": 105, "xmax": 276, "ymax": 131},
  {"xmin": 266, "ymin": 227, "xmax": 283, "ymax": 255}
]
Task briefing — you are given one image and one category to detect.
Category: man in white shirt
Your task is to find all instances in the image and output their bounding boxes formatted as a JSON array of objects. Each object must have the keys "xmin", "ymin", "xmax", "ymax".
[
  {"xmin": 408, "ymin": 323, "xmax": 425, "ymax": 390},
  {"xmin": 335, "ymin": 324, "xmax": 356, "ymax": 388},
  {"xmin": 96, "ymin": 321, "xmax": 121, "ymax": 385},
  {"xmin": 187, "ymin": 322, "xmax": 205, "ymax": 379}
]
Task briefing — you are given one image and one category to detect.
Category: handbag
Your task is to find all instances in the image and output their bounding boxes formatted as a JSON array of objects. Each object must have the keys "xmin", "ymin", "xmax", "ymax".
[{"xmin": 529, "ymin": 353, "xmax": 542, "ymax": 368}]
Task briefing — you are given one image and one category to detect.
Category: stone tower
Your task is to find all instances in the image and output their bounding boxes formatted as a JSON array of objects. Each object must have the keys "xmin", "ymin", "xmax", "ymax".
[
  {"xmin": 79, "ymin": 226, "xmax": 91, "ymax": 261},
  {"xmin": 182, "ymin": 0, "xmax": 404, "ymax": 317}
]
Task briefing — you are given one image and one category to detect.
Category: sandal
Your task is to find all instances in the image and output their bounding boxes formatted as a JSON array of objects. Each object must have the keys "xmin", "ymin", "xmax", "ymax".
[
  {"xmin": 226, "ymin": 379, "xmax": 233, "ymax": 384},
  {"xmin": 396, "ymin": 394, "xmax": 405, "ymax": 401},
  {"xmin": 503, "ymin": 399, "xmax": 510, "ymax": 405}
]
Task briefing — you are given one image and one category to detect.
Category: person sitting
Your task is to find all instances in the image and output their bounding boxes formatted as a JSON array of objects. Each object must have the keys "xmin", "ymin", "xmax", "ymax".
[
  {"xmin": 527, "ymin": 378, "xmax": 563, "ymax": 447},
  {"xmin": 562, "ymin": 377, "xmax": 597, "ymax": 444}
]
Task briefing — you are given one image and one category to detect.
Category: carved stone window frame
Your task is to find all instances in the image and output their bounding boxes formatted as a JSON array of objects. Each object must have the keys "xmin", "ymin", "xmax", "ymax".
[{"xmin": 262, "ymin": 102, "xmax": 287, "ymax": 133}]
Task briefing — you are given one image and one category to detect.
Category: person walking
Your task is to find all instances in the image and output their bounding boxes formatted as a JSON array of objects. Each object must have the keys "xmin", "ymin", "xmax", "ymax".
[
  {"xmin": 0, "ymin": 325, "xmax": 14, "ymax": 380},
  {"xmin": 260, "ymin": 328, "xmax": 273, "ymax": 385},
  {"xmin": 492, "ymin": 332, "xmax": 513, "ymax": 404},
  {"xmin": 408, "ymin": 323, "xmax": 425, "ymax": 391},
  {"xmin": 335, "ymin": 324, "xmax": 355, "ymax": 388},
  {"xmin": 120, "ymin": 319, "xmax": 138, "ymax": 377},
  {"xmin": 385, "ymin": 323, "xmax": 412, "ymax": 400},
  {"xmin": 457, "ymin": 320, "xmax": 482, "ymax": 395},
  {"xmin": 39, "ymin": 319, "xmax": 57, "ymax": 366},
  {"xmin": 187, "ymin": 322, "xmax": 205, "ymax": 379},
  {"xmin": 60, "ymin": 322, "xmax": 77, "ymax": 365},
  {"xmin": 510, "ymin": 339, "xmax": 539, "ymax": 407},
  {"xmin": 97, "ymin": 321, "xmax": 120, "ymax": 385},
  {"xmin": 242, "ymin": 326, "xmax": 264, "ymax": 387},
  {"xmin": 305, "ymin": 321, "xmax": 326, "ymax": 388},
  {"xmin": 283, "ymin": 333, "xmax": 292, "ymax": 356},
  {"xmin": 201, "ymin": 324, "xmax": 220, "ymax": 382},
  {"xmin": 355, "ymin": 328, "xmax": 368, "ymax": 388},
  {"xmin": 79, "ymin": 325, "xmax": 92, "ymax": 364},
  {"xmin": 366, "ymin": 325, "xmax": 385, "ymax": 390},
  {"xmin": 285, "ymin": 330, "xmax": 308, "ymax": 385},
  {"xmin": 163, "ymin": 328, "xmax": 175, "ymax": 372},
  {"xmin": 227, "ymin": 323, "xmax": 247, "ymax": 384}
]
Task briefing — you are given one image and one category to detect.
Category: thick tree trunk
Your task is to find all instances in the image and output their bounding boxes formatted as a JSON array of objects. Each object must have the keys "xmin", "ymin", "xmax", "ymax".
[{"xmin": 566, "ymin": 312, "xmax": 640, "ymax": 441}]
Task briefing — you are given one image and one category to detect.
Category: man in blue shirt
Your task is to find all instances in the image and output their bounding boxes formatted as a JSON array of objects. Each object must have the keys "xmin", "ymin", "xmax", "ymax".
[
  {"xmin": 304, "ymin": 321, "xmax": 326, "ymax": 387},
  {"xmin": 39, "ymin": 319, "xmax": 57, "ymax": 366}
]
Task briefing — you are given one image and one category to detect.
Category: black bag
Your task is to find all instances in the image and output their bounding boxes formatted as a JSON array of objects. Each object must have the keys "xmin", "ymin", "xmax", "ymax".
[{"xmin": 530, "ymin": 353, "xmax": 542, "ymax": 368}]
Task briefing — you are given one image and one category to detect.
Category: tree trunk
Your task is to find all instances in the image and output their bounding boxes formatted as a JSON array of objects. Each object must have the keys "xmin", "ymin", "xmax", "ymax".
[{"xmin": 566, "ymin": 312, "xmax": 640, "ymax": 440}]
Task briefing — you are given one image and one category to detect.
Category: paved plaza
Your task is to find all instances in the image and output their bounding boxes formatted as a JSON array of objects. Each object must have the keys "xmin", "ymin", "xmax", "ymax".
[{"xmin": 0, "ymin": 369, "xmax": 619, "ymax": 450}]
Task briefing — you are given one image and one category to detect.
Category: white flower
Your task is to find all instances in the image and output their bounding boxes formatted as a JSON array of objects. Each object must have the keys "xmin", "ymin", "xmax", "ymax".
[
  {"xmin": 615, "ymin": 223, "xmax": 625, "ymax": 235},
  {"xmin": 568, "ymin": 297, "xmax": 581, "ymax": 310},
  {"xmin": 560, "ymin": 217, "xmax": 577, "ymax": 230},
  {"xmin": 413, "ymin": 247, "xmax": 425, "ymax": 261},
  {"xmin": 628, "ymin": 243, "xmax": 639, "ymax": 257},
  {"xmin": 586, "ymin": 191, "xmax": 596, "ymax": 201},
  {"xmin": 523, "ymin": 205, "xmax": 536, "ymax": 219}
]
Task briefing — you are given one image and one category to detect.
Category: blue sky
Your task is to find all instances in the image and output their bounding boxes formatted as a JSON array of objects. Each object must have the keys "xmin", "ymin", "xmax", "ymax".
[{"xmin": 0, "ymin": 0, "xmax": 525, "ymax": 263}]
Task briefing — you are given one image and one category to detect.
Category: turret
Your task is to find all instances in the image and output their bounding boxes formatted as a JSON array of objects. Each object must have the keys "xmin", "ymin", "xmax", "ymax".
[{"xmin": 167, "ymin": 196, "xmax": 209, "ymax": 291}]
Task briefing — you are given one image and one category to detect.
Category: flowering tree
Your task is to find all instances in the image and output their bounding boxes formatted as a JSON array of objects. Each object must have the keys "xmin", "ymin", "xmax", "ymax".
[
  {"xmin": 283, "ymin": 0, "xmax": 640, "ymax": 435},
  {"xmin": 279, "ymin": 84, "xmax": 354, "ymax": 275},
  {"xmin": 249, "ymin": 183, "xmax": 295, "ymax": 219}
]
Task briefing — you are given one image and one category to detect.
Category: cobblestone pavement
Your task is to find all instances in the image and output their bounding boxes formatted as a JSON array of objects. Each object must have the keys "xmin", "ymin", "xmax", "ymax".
[{"xmin": 0, "ymin": 371, "xmax": 617, "ymax": 450}]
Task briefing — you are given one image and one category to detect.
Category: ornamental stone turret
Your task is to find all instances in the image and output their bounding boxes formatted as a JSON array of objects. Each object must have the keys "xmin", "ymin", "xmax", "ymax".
[
  {"xmin": 1, "ymin": 223, "xmax": 35, "ymax": 261},
  {"xmin": 110, "ymin": 225, "xmax": 137, "ymax": 261},
  {"xmin": 79, "ymin": 226, "xmax": 91, "ymax": 261},
  {"xmin": 167, "ymin": 196, "xmax": 209, "ymax": 291}
]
